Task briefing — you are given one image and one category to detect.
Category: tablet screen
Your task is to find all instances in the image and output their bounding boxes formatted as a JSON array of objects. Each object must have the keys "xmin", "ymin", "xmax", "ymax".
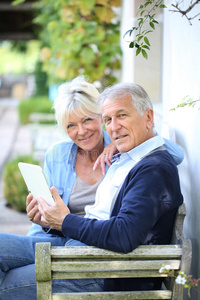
[{"xmin": 18, "ymin": 162, "xmax": 54, "ymax": 206}]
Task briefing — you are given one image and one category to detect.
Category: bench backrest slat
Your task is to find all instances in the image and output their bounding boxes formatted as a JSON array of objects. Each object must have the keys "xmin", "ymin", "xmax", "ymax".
[
  {"xmin": 51, "ymin": 290, "xmax": 172, "ymax": 300},
  {"xmin": 51, "ymin": 245, "xmax": 182, "ymax": 259},
  {"xmin": 53, "ymin": 291, "xmax": 172, "ymax": 300},
  {"xmin": 51, "ymin": 259, "xmax": 181, "ymax": 272}
]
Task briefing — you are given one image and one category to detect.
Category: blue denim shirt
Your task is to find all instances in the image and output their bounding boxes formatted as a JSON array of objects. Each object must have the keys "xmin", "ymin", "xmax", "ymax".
[{"xmin": 27, "ymin": 130, "xmax": 111, "ymax": 236}]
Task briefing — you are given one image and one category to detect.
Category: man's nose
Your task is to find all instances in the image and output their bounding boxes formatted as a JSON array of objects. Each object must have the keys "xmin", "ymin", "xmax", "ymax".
[{"xmin": 111, "ymin": 118, "xmax": 121, "ymax": 131}]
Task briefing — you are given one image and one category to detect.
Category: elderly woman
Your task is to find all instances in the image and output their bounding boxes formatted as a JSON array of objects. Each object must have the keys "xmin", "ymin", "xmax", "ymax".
[
  {"xmin": 27, "ymin": 76, "xmax": 112, "ymax": 235},
  {"xmin": 0, "ymin": 76, "xmax": 183, "ymax": 299}
]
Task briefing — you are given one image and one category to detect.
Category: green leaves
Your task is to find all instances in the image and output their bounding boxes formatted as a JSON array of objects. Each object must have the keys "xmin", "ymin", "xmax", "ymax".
[
  {"xmin": 124, "ymin": 0, "xmax": 167, "ymax": 59},
  {"xmin": 136, "ymin": 48, "xmax": 141, "ymax": 56},
  {"xmin": 144, "ymin": 36, "xmax": 150, "ymax": 46},
  {"xmin": 149, "ymin": 22, "xmax": 155, "ymax": 29},
  {"xmin": 32, "ymin": 0, "xmax": 121, "ymax": 85},
  {"xmin": 170, "ymin": 96, "xmax": 200, "ymax": 111},
  {"xmin": 12, "ymin": 0, "xmax": 25, "ymax": 5}
]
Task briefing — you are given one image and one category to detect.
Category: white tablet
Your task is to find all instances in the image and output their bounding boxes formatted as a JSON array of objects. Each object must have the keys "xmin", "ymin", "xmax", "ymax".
[{"xmin": 18, "ymin": 162, "xmax": 54, "ymax": 206}]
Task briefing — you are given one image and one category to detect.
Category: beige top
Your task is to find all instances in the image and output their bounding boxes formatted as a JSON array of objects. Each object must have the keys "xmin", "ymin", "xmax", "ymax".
[{"xmin": 68, "ymin": 176, "xmax": 104, "ymax": 217}]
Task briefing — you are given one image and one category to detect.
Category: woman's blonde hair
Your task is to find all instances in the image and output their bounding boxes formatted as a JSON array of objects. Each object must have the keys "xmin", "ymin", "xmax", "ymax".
[{"xmin": 54, "ymin": 76, "xmax": 101, "ymax": 132}]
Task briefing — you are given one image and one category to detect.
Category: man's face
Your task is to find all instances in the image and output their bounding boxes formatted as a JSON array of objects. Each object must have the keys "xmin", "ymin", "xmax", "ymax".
[{"xmin": 102, "ymin": 95, "xmax": 154, "ymax": 153}]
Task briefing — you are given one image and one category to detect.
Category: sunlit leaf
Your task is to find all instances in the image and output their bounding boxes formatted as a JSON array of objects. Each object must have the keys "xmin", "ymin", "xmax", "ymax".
[
  {"xmin": 123, "ymin": 29, "xmax": 133, "ymax": 39},
  {"xmin": 96, "ymin": 0, "xmax": 108, "ymax": 5},
  {"xmin": 80, "ymin": 0, "xmax": 95, "ymax": 15},
  {"xmin": 142, "ymin": 49, "xmax": 148, "ymax": 59},
  {"xmin": 12, "ymin": 0, "xmax": 25, "ymax": 5},
  {"xmin": 142, "ymin": 45, "xmax": 150, "ymax": 50},
  {"xmin": 95, "ymin": 6, "xmax": 115, "ymax": 23},
  {"xmin": 144, "ymin": 2, "xmax": 152, "ymax": 8},
  {"xmin": 152, "ymin": 19, "xmax": 159, "ymax": 24},
  {"xmin": 136, "ymin": 48, "xmax": 141, "ymax": 56},
  {"xmin": 138, "ymin": 19, "xmax": 144, "ymax": 27},
  {"xmin": 149, "ymin": 22, "xmax": 155, "ymax": 29},
  {"xmin": 110, "ymin": 0, "xmax": 121, "ymax": 7},
  {"xmin": 137, "ymin": 35, "xmax": 143, "ymax": 42},
  {"xmin": 144, "ymin": 36, "xmax": 150, "ymax": 46}
]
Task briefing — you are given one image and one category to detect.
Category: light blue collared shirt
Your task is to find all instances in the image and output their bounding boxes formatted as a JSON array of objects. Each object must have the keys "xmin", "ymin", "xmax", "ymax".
[{"xmin": 84, "ymin": 135, "xmax": 165, "ymax": 220}]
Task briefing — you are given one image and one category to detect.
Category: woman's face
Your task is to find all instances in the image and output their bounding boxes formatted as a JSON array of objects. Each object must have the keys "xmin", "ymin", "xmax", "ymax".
[{"xmin": 66, "ymin": 111, "xmax": 103, "ymax": 153}]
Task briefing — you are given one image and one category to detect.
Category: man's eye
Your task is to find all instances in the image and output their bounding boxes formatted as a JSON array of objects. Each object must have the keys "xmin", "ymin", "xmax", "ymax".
[
  {"xmin": 104, "ymin": 118, "xmax": 111, "ymax": 125},
  {"xmin": 119, "ymin": 113, "xmax": 126, "ymax": 118}
]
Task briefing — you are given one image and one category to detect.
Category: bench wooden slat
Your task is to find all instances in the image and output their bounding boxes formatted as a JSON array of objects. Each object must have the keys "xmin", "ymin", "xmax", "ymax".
[
  {"xmin": 52, "ymin": 290, "xmax": 172, "ymax": 300},
  {"xmin": 51, "ymin": 260, "xmax": 180, "ymax": 272},
  {"xmin": 51, "ymin": 245, "xmax": 182, "ymax": 259},
  {"xmin": 53, "ymin": 270, "xmax": 169, "ymax": 279}
]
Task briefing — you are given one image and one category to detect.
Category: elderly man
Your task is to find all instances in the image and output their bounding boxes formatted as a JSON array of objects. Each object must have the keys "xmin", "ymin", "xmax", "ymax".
[{"xmin": 38, "ymin": 82, "xmax": 183, "ymax": 291}]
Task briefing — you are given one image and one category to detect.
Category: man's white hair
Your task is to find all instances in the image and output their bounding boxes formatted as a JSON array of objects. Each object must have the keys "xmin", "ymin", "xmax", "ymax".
[{"xmin": 99, "ymin": 82, "xmax": 153, "ymax": 116}]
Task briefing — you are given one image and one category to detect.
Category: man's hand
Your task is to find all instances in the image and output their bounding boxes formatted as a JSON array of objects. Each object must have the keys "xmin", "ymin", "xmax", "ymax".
[
  {"xmin": 37, "ymin": 186, "xmax": 70, "ymax": 231},
  {"xmin": 93, "ymin": 142, "xmax": 118, "ymax": 175}
]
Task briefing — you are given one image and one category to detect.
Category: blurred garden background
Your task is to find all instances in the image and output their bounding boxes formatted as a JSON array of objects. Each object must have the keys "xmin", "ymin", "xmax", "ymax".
[{"xmin": 0, "ymin": 1, "xmax": 200, "ymax": 299}]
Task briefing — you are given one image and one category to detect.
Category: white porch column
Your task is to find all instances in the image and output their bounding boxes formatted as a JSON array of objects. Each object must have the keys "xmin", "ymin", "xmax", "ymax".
[{"xmin": 120, "ymin": 0, "xmax": 135, "ymax": 83}]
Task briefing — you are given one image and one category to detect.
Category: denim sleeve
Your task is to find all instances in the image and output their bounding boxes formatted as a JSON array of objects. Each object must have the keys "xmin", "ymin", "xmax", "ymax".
[
  {"xmin": 43, "ymin": 152, "xmax": 52, "ymax": 186},
  {"xmin": 163, "ymin": 138, "xmax": 184, "ymax": 165}
]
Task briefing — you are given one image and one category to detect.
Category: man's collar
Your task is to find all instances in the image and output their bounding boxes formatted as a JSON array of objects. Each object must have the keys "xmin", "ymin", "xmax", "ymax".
[
  {"xmin": 111, "ymin": 135, "xmax": 165, "ymax": 164},
  {"xmin": 111, "ymin": 153, "xmax": 121, "ymax": 164}
]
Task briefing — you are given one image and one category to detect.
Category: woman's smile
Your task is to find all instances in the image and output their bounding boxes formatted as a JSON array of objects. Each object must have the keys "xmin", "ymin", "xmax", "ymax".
[{"xmin": 78, "ymin": 133, "xmax": 94, "ymax": 142}]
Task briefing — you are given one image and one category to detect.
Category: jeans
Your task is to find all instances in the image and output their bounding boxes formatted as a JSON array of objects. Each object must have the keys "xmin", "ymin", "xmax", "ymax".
[{"xmin": 0, "ymin": 234, "xmax": 103, "ymax": 300}]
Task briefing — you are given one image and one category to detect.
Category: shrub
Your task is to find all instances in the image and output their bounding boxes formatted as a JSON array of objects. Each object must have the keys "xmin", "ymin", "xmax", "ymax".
[
  {"xmin": 18, "ymin": 96, "xmax": 55, "ymax": 124},
  {"xmin": 3, "ymin": 155, "xmax": 39, "ymax": 212},
  {"xmin": 33, "ymin": 60, "xmax": 49, "ymax": 97}
]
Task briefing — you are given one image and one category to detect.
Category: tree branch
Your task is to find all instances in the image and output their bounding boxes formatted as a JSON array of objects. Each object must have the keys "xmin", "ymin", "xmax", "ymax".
[{"xmin": 169, "ymin": 0, "xmax": 200, "ymax": 24}]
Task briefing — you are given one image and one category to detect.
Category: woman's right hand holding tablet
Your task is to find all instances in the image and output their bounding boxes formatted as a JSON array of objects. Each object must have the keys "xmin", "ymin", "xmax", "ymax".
[{"xmin": 26, "ymin": 193, "xmax": 50, "ymax": 228}]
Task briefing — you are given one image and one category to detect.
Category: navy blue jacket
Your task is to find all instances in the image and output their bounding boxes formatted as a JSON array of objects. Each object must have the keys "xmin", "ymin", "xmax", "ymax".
[{"xmin": 62, "ymin": 150, "xmax": 183, "ymax": 290}]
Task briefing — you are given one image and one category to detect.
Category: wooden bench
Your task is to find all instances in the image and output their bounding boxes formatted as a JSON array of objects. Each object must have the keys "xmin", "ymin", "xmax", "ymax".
[{"xmin": 35, "ymin": 203, "xmax": 192, "ymax": 300}]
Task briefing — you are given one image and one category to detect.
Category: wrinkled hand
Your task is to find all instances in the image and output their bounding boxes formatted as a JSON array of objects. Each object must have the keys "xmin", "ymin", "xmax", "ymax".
[
  {"xmin": 93, "ymin": 142, "xmax": 118, "ymax": 175},
  {"xmin": 26, "ymin": 193, "xmax": 49, "ymax": 228},
  {"xmin": 37, "ymin": 186, "xmax": 70, "ymax": 231}
]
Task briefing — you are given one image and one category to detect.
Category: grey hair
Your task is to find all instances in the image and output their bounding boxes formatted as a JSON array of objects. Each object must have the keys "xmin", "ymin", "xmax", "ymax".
[
  {"xmin": 53, "ymin": 76, "xmax": 101, "ymax": 132},
  {"xmin": 98, "ymin": 82, "xmax": 153, "ymax": 115}
]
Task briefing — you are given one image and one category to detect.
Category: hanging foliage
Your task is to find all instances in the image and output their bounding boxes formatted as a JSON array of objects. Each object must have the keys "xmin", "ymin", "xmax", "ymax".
[{"xmin": 32, "ymin": 0, "xmax": 122, "ymax": 86}]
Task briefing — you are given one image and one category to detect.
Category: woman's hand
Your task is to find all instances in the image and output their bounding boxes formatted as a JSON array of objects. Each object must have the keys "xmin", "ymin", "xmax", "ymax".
[
  {"xmin": 93, "ymin": 142, "xmax": 118, "ymax": 175},
  {"xmin": 26, "ymin": 193, "xmax": 50, "ymax": 228},
  {"xmin": 37, "ymin": 186, "xmax": 70, "ymax": 231}
]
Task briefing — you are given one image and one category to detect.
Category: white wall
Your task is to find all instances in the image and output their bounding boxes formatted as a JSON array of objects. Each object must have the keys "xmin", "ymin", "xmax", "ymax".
[
  {"xmin": 162, "ymin": 3, "xmax": 200, "ymax": 300},
  {"xmin": 120, "ymin": 0, "xmax": 135, "ymax": 83}
]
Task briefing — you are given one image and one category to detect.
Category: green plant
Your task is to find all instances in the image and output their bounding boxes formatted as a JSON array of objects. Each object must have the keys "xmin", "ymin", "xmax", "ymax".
[
  {"xmin": 159, "ymin": 264, "xmax": 200, "ymax": 298},
  {"xmin": 33, "ymin": 60, "xmax": 49, "ymax": 97},
  {"xmin": 124, "ymin": 0, "xmax": 166, "ymax": 59},
  {"xmin": 3, "ymin": 155, "xmax": 40, "ymax": 212},
  {"xmin": 32, "ymin": 0, "xmax": 122, "ymax": 86},
  {"xmin": 170, "ymin": 95, "xmax": 200, "ymax": 111},
  {"xmin": 18, "ymin": 96, "xmax": 55, "ymax": 124},
  {"xmin": 124, "ymin": 1, "xmax": 200, "ymax": 59}
]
